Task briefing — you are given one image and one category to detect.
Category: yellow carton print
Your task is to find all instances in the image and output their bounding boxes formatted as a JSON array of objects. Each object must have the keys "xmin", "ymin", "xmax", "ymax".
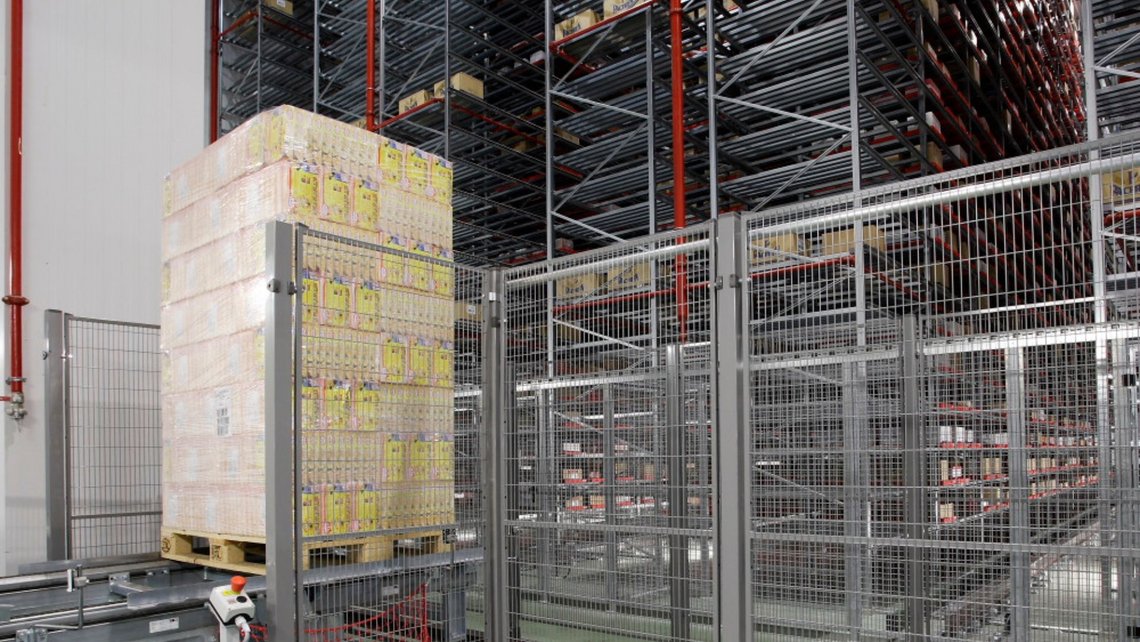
[
  {"xmin": 324, "ymin": 379, "xmax": 352, "ymax": 430},
  {"xmin": 354, "ymin": 178, "xmax": 379, "ymax": 231},
  {"xmin": 290, "ymin": 163, "xmax": 319, "ymax": 220},
  {"xmin": 322, "ymin": 170, "xmax": 350, "ymax": 224}
]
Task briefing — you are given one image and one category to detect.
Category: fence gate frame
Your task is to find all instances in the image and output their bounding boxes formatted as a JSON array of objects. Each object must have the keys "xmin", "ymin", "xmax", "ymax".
[{"xmin": 44, "ymin": 309, "xmax": 164, "ymax": 562}]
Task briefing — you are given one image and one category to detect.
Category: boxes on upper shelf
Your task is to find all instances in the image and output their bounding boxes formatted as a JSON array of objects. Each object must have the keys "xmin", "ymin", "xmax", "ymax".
[
  {"xmin": 555, "ymin": 9, "xmax": 599, "ymax": 40},
  {"xmin": 433, "ymin": 73, "xmax": 485, "ymax": 100},
  {"xmin": 604, "ymin": 0, "xmax": 651, "ymax": 18},
  {"xmin": 750, "ymin": 233, "xmax": 802, "ymax": 265},
  {"xmin": 556, "ymin": 272, "xmax": 603, "ymax": 299},
  {"xmin": 607, "ymin": 262, "xmax": 652, "ymax": 291},
  {"xmin": 818, "ymin": 225, "xmax": 886, "ymax": 256},
  {"xmin": 399, "ymin": 90, "xmax": 434, "ymax": 114}
]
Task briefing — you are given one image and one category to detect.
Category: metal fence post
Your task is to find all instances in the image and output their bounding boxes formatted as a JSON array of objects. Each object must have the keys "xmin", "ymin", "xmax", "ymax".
[
  {"xmin": 712, "ymin": 213, "xmax": 750, "ymax": 639},
  {"xmin": 1005, "ymin": 347, "xmax": 1030, "ymax": 642},
  {"xmin": 665, "ymin": 344, "xmax": 690, "ymax": 640},
  {"xmin": 482, "ymin": 268, "xmax": 512, "ymax": 642},
  {"xmin": 901, "ymin": 315, "xmax": 928, "ymax": 639},
  {"xmin": 43, "ymin": 309, "xmax": 69, "ymax": 561},
  {"xmin": 265, "ymin": 220, "xmax": 299, "ymax": 640}
]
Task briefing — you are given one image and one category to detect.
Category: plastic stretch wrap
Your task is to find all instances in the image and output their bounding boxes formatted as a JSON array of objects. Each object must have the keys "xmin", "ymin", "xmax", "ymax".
[{"xmin": 162, "ymin": 107, "xmax": 455, "ymax": 543}]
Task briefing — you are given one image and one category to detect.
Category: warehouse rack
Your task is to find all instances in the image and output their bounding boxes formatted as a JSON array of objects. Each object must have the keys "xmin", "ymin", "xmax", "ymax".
[{"xmin": 213, "ymin": 0, "xmax": 1098, "ymax": 268}]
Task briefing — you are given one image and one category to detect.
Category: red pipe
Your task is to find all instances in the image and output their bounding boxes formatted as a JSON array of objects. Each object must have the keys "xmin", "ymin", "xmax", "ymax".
[
  {"xmin": 670, "ymin": 0, "xmax": 688, "ymax": 343},
  {"xmin": 6, "ymin": 0, "xmax": 27, "ymax": 405},
  {"xmin": 209, "ymin": 0, "xmax": 220, "ymax": 142},
  {"xmin": 366, "ymin": 0, "xmax": 377, "ymax": 131}
]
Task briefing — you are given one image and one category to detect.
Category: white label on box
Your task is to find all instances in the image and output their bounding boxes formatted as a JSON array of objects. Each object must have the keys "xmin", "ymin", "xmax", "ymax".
[
  {"xmin": 149, "ymin": 617, "xmax": 179, "ymax": 634},
  {"xmin": 214, "ymin": 388, "xmax": 233, "ymax": 437}
]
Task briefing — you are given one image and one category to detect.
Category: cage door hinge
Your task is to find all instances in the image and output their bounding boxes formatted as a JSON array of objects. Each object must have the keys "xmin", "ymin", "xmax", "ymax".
[{"xmin": 713, "ymin": 275, "xmax": 742, "ymax": 290}]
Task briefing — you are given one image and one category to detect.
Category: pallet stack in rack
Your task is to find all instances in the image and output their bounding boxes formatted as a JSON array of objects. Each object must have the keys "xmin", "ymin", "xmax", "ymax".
[{"xmin": 160, "ymin": 106, "xmax": 456, "ymax": 574}]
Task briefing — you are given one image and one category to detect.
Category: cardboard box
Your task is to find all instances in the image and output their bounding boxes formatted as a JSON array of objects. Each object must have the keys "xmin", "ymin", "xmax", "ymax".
[
  {"xmin": 455, "ymin": 300, "xmax": 483, "ymax": 322},
  {"xmin": 398, "ymin": 90, "xmax": 433, "ymax": 114},
  {"xmin": 750, "ymin": 233, "xmax": 802, "ymax": 265},
  {"xmin": 604, "ymin": 0, "xmax": 651, "ymax": 18},
  {"xmin": 607, "ymin": 262, "xmax": 653, "ymax": 291},
  {"xmin": 1102, "ymin": 168, "xmax": 1140, "ymax": 202},
  {"xmin": 555, "ymin": 9, "xmax": 599, "ymax": 40},
  {"xmin": 938, "ymin": 503, "xmax": 955, "ymax": 520},
  {"xmin": 264, "ymin": 0, "xmax": 293, "ymax": 16},
  {"xmin": 563, "ymin": 468, "xmax": 584, "ymax": 482},
  {"xmin": 433, "ymin": 73, "xmax": 485, "ymax": 100},
  {"xmin": 556, "ymin": 272, "xmax": 603, "ymax": 299},
  {"xmin": 818, "ymin": 225, "xmax": 886, "ymax": 256},
  {"xmin": 589, "ymin": 494, "xmax": 606, "ymax": 509}
]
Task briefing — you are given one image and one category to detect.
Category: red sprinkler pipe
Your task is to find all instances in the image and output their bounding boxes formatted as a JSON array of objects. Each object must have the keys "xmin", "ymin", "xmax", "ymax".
[
  {"xmin": 5, "ymin": 0, "xmax": 27, "ymax": 413},
  {"xmin": 670, "ymin": 0, "xmax": 688, "ymax": 344},
  {"xmin": 366, "ymin": 0, "xmax": 377, "ymax": 131}
]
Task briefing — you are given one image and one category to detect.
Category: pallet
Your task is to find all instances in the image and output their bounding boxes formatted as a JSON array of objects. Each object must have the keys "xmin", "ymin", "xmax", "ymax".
[{"xmin": 160, "ymin": 528, "xmax": 452, "ymax": 575}]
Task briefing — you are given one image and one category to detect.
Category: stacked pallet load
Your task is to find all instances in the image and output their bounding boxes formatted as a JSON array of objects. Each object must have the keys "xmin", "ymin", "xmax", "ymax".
[{"xmin": 160, "ymin": 106, "xmax": 455, "ymax": 571}]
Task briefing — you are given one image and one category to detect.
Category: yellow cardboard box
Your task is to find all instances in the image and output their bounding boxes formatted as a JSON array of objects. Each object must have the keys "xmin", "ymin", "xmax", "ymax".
[
  {"xmin": 432, "ymin": 72, "xmax": 485, "ymax": 100},
  {"xmin": 398, "ymin": 89, "xmax": 433, "ymax": 114},
  {"xmin": 263, "ymin": 0, "xmax": 293, "ymax": 16},
  {"xmin": 818, "ymin": 225, "xmax": 886, "ymax": 256},
  {"xmin": 555, "ymin": 9, "xmax": 599, "ymax": 40},
  {"xmin": 607, "ymin": 262, "xmax": 653, "ymax": 291},
  {"xmin": 604, "ymin": 0, "xmax": 650, "ymax": 18},
  {"xmin": 751, "ymin": 232, "xmax": 802, "ymax": 264},
  {"xmin": 555, "ymin": 272, "xmax": 603, "ymax": 299}
]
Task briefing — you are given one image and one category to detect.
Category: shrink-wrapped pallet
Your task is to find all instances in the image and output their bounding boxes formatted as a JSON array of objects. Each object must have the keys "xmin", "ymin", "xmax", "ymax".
[{"xmin": 161, "ymin": 106, "xmax": 455, "ymax": 543}]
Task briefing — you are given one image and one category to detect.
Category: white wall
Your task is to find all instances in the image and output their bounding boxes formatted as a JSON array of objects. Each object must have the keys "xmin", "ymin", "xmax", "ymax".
[{"xmin": 3, "ymin": 0, "xmax": 208, "ymax": 574}]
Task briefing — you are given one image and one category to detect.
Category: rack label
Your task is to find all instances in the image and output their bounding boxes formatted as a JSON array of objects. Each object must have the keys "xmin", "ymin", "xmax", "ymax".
[{"xmin": 149, "ymin": 617, "xmax": 179, "ymax": 634}]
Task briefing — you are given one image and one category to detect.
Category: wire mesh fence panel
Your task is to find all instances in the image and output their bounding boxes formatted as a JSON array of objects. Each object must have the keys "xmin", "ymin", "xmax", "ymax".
[
  {"xmin": 294, "ymin": 227, "xmax": 481, "ymax": 642},
  {"xmin": 502, "ymin": 224, "xmax": 715, "ymax": 641},
  {"xmin": 62, "ymin": 316, "xmax": 163, "ymax": 559},
  {"xmin": 744, "ymin": 131, "xmax": 1140, "ymax": 639}
]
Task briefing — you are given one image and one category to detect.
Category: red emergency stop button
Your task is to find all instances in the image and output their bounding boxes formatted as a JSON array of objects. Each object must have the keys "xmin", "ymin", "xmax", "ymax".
[{"xmin": 231, "ymin": 575, "xmax": 247, "ymax": 593}]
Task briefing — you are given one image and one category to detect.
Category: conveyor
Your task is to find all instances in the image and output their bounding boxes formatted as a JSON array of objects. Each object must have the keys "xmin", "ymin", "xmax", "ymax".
[{"xmin": 0, "ymin": 548, "xmax": 483, "ymax": 642}]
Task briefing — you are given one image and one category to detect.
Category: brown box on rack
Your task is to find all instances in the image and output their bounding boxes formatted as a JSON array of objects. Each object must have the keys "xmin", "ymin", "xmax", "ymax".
[
  {"xmin": 750, "ymin": 232, "xmax": 802, "ymax": 265},
  {"xmin": 566, "ymin": 496, "xmax": 585, "ymax": 510},
  {"xmin": 642, "ymin": 462, "xmax": 656, "ymax": 481},
  {"xmin": 263, "ymin": 0, "xmax": 293, "ymax": 16},
  {"xmin": 562, "ymin": 468, "xmax": 584, "ymax": 483},
  {"xmin": 555, "ymin": 9, "xmax": 599, "ymax": 40},
  {"xmin": 818, "ymin": 225, "xmax": 886, "ymax": 256},
  {"xmin": 455, "ymin": 300, "xmax": 483, "ymax": 322},
  {"xmin": 604, "ymin": 0, "xmax": 651, "ymax": 18},
  {"xmin": 938, "ymin": 503, "xmax": 955, "ymax": 520},
  {"xmin": 589, "ymin": 494, "xmax": 606, "ymax": 509},
  {"xmin": 556, "ymin": 273, "xmax": 603, "ymax": 299},
  {"xmin": 939, "ymin": 459, "xmax": 950, "ymax": 482},
  {"xmin": 433, "ymin": 73, "xmax": 485, "ymax": 100},
  {"xmin": 399, "ymin": 90, "xmax": 434, "ymax": 114},
  {"xmin": 607, "ymin": 262, "xmax": 653, "ymax": 291}
]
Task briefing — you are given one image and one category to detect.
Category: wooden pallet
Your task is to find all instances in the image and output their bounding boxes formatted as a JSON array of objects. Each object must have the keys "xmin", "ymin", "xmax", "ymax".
[{"xmin": 160, "ymin": 528, "xmax": 451, "ymax": 575}]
